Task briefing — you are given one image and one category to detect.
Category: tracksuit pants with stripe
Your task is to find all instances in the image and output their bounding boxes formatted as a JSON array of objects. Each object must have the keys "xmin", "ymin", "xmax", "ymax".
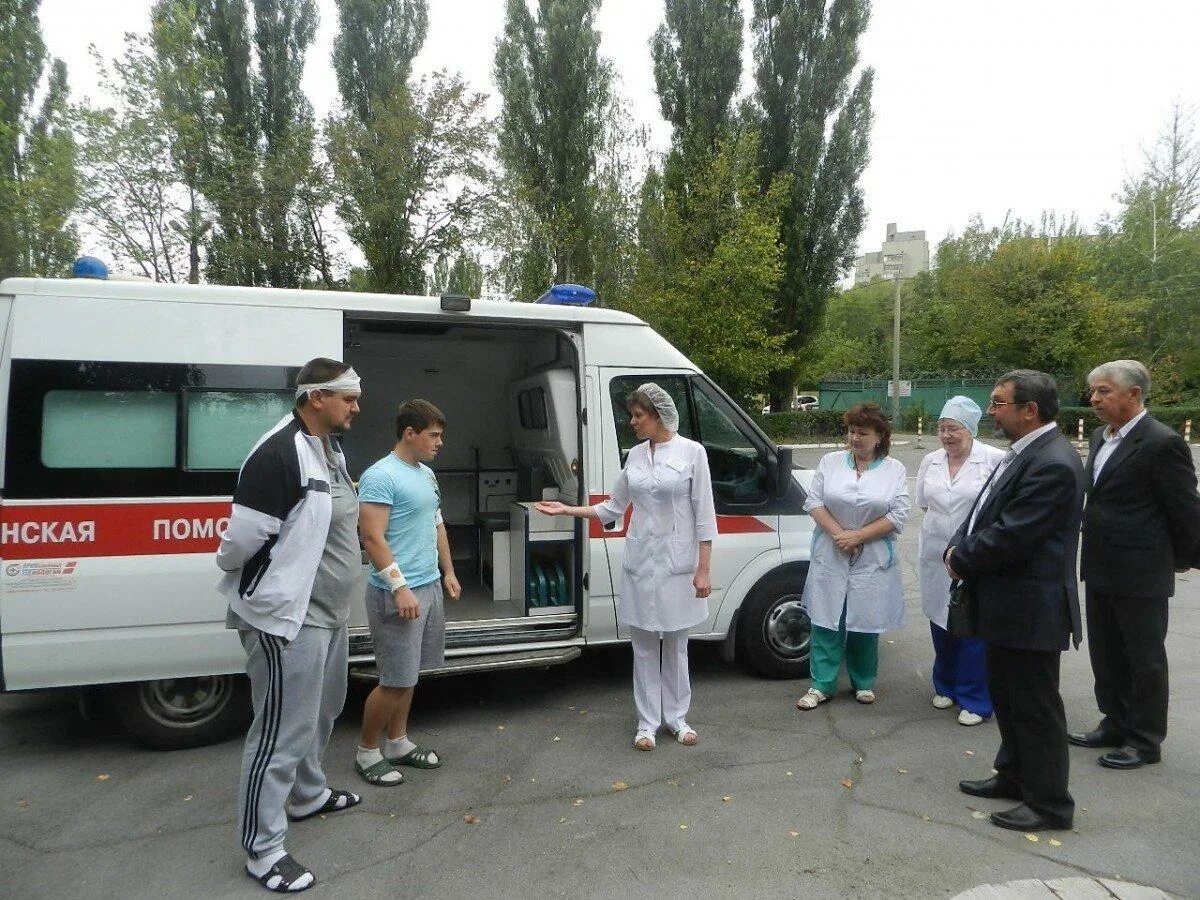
[{"xmin": 237, "ymin": 623, "xmax": 348, "ymax": 859}]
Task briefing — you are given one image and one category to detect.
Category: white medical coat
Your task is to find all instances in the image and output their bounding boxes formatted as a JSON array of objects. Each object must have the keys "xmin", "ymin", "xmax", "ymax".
[
  {"xmin": 915, "ymin": 440, "xmax": 1007, "ymax": 627},
  {"xmin": 800, "ymin": 451, "xmax": 910, "ymax": 633},
  {"xmin": 593, "ymin": 435, "xmax": 719, "ymax": 632}
]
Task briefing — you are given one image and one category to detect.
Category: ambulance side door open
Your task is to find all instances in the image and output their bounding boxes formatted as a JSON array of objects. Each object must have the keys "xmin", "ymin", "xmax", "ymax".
[{"xmin": 597, "ymin": 370, "xmax": 783, "ymax": 638}]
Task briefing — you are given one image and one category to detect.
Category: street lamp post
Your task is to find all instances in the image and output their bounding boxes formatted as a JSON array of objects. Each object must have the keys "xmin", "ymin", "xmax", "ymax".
[{"xmin": 891, "ymin": 258, "xmax": 903, "ymax": 423}]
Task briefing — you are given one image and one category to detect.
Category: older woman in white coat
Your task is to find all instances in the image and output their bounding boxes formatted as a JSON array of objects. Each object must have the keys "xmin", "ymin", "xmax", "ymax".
[
  {"xmin": 796, "ymin": 403, "xmax": 910, "ymax": 710},
  {"xmin": 536, "ymin": 383, "xmax": 717, "ymax": 751},
  {"xmin": 915, "ymin": 396, "xmax": 1006, "ymax": 725}
]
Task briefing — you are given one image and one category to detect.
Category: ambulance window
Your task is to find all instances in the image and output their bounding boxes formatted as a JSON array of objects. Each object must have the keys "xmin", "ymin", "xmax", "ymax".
[
  {"xmin": 608, "ymin": 375, "xmax": 694, "ymax": 459},
  {"xmin": 41, "ymin": 391, "xmax": 176, "ymax": 468},
  {"xmin": 186, "ymin": 391, "xmax": 294, "ymax": 470},
  {"xmin": 690, "ymin": 379, "xmax": 770, "ymax": 506}
]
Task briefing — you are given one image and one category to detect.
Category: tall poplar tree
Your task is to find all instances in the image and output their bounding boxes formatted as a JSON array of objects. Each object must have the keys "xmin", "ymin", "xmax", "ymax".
[
  {"xmin": 494, "ymin": 0, "xmax": 610, "ymax": 297},
  {"xmin": 0, "ymin": 0, "xmax": 77, "ymax": 278},
  {"xmin": 751, "ymin": 0, "xmax": 874, "ymax": 408}
]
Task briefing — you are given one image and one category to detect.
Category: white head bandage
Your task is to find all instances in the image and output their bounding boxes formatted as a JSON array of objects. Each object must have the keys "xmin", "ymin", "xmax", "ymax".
[
  {"xmin": 295, "ymin": 367, "xmax": 361, "ymax": 400},
  {"xmin": 636, "ymin": 382, "xmax": 680, "ymax": 432}
]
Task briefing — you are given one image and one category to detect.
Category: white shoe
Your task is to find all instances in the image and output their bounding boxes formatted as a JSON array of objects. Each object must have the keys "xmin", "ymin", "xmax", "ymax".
[
  {"xmin": 957, "ymin": 709, "xmax": 984, "ymax": 726},
  {"xmin": 932, "ymin": 694, "xmax": 954, "ymax": 709}
]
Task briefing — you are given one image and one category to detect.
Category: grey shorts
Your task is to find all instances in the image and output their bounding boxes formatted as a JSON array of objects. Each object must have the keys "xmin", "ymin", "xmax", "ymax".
[{"xmin": 365, "ymin": 581, "xmax": 446, "ymax": 688}]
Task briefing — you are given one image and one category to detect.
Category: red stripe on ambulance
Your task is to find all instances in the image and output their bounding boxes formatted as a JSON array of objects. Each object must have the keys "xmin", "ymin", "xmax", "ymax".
[
  {"xmin": 0, "ymin": 501, "xmax": 232, "ymax": 560},
  {"xmin": 586, "ymin": 494, "xmax": 773, "ymax": 538}
]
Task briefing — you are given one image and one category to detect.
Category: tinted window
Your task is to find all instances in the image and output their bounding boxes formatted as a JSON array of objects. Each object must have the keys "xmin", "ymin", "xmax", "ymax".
[
  {"xmin": 186, "ymin": 391, "xmax": 294, "ymax": 470},
  {"xmin": 691, "ymin": 378, "xmax": 770, "ymax": 506},
  {"xmin": 42, "ymin": 391, "xmax": 177, "ymax": 468}
]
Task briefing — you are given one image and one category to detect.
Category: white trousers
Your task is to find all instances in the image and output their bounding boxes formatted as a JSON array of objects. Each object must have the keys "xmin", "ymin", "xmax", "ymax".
[{"xmin": 630, "ymin": 625, "xmax": 692, "ymax": 734}]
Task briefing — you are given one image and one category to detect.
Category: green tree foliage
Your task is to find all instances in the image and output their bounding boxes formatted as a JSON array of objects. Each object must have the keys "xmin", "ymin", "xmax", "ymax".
[
  {"xmin": 750, "ymin": 0, "xmax": 873, "ymax": 408},
  {"xmin": 78, "ymin": 41, "xmax": 197, "ymax": 281},
  {"xmin": 494, "ymin": 0, "xmax": 611, "ymax": 296},
  {"xmin": 328, "ymin": 71, "xmax": 491, "ymax": 294},
  {"xmin": 427, "ymin": 252, "xmax": 483, "ymax": 297},
  {"xmin": 622, "ymin": 132, "xmax": 792, "ymax": 402},
  {"xmin": 332, "ymin": 0, "xmax": 426, "ymax": 123},
  {"xmin": 0, "ymin": 1, "xmax": 77, "ymax": 278}
]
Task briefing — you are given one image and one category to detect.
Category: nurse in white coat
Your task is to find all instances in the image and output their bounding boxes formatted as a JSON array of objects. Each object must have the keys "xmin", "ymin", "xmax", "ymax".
[
  {"xmin": 915, "ymin": 396, "xmax": 1006, "ymax": 726},
  {"xmin": 536, "ymin": 383, "xmax": 717, "ymax": 751},
  {"xmin": 796, "ymin": 403, "xmax": 910, "ymax": 711}
]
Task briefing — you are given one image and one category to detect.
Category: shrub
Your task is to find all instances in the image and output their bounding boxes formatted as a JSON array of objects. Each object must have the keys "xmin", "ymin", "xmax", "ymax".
[
  {"xmin": 755, "ymin": 410, "xmax": 847, "ymax": 443},
  {"xmin": 1056, "ymin": 406, "xmax": 1200, "ymax": 439}
]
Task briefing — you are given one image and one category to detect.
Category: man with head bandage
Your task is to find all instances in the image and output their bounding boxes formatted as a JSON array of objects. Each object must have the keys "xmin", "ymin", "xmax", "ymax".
[{"xmin": 216, "ymin": 357, "xmax": 364, "ymax": 893}]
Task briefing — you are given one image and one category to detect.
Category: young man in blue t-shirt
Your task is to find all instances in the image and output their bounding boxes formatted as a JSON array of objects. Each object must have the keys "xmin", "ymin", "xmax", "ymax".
[{"xmin": 354, "ymin": 399, "xmax": 461, "ymax": 785}]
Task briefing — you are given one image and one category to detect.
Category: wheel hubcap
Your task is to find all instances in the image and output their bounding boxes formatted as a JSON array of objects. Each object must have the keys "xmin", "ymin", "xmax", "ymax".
[
  {"xmin": 765, "ymin": 595, "xmax": 811, "ymax": 659},
  {"xmin": 139, "ymin": 676, "xmax": 230, "ymax": 728}
]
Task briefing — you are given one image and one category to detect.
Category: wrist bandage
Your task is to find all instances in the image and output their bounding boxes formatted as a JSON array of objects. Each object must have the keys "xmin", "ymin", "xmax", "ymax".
[{"xmin": 380, "ymin": 564, "xmax": 407, "ymax": 592}]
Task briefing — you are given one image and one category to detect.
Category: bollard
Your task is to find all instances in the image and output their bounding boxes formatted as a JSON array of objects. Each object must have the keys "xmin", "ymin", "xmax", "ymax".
[
  {"xmin": 1186, "ymin": 418, "xmax": 1193, "ymax": 444},
  {"xmin": 1077, "ymin": 418, "xmax": 1085, "ymax": 451},
  {"xmin": 916, "ymin": 416, "xmax": 923, "ymax": 449}
]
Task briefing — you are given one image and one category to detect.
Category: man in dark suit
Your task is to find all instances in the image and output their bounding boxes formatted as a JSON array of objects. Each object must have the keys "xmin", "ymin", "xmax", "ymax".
[
  {"xmin": 1069, "ymin": 360, "xmax": 1200, "ymax": 769},
  {"xmin": 945, "ymin": 370, "xmax": 1086, "ymax": 832}
]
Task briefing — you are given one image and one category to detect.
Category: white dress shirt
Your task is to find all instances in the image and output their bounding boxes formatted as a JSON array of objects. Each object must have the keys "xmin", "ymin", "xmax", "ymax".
[
  {"xmin": 1092, "ymin": 409, "xmax": 1147, "ymax": 482},
  {"xmin": 967, "ymin": 421, "xmax": 1060, "ymax": 534}
]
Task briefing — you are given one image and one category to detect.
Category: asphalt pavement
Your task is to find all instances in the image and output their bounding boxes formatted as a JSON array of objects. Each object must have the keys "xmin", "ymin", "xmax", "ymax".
[{"xmin": 1, "ymin": 438, "xmax": 1197, "ymax": 898}]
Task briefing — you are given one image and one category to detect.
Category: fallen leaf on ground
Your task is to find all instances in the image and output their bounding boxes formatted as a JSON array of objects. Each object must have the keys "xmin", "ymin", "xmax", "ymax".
[
  {"xmin": 721, "ymin": 796, "xmax": 733, "ymax": 802},
  {"xmin": 558, "ymin": 817, "xmax": 566, "ymax": 824},
  {"xmin": 552, "ymin": 736, "xmax": 562, "ymax": 743},
  {"xmin": 785, "ymin": 771, "xmax": 794, "ymax": 777},
  {"xmin": 568, "ymin": 705, "xmax": 575, "ymax": 710},
  {"xmin": 579, "ymin": 709, "xmax": 588, "ymax": 715},
  {"xmin": 788, "ymin": 830, "xmax": 800, "ymax": 838},
  {"xmin": 964, "ymin": 750, "xmax": 975, "ymax": 757},
  {"xmin": 572, "ymin": 798, "xmax": 584, "ymax": 807},
  {"xmin": 1048, "ymin": 839, "xmax": 1062, "ymax": 847},
  {"xmin": 463, "ymin": 814, "xmax": 480, "ymax": 825},
  {"xmin": 530, "ymin": 778, "xmax": 537, "ymax": 783},
  {"xmin": 612, "ymin": 781, "xmax": 629, "ymax": 791},
  {"xmin": 841, "ymin": 779, "xmax": 853, "ymax": 788},
  {"xmin": 896, "ymin": 768, "xmax": 907, "ymax": 775},
  {"xmin": 502, "ymin": 775, "xmax": 511, "ymax": 784},
  {"xmin": 679, "ymin": 823, "xmax": 688, "ymax": 830},
  {"xmin": 667, "ymin": 779, "xmax": 679, "ymax": 787},
  {"xmin": 390, "ymin": 813, "xmax": 396, "ymax": 818},
  {"xmin": 1080, "ymin": 806, "xmax": 1088, "ymax": 812},
  {"xmin": 885, "ymin": 639, "xmax": 895, "ymax": 645},
  {"xmin": 17, "ymin": 800, "xmax": 30, "ymax": 809},
  {"xmin": 96, "ymin": 774, "xmax": 110, "ymax": 781},
  {"xmin": 971, "ymin": 811, "xmax": 987, "ymax": 820},
  {"xmin": 1024, "ymin": 834, "xmax": 1039, "ymax": 842},
  {"xmin": 497, "ymin": 725, "xmax": 506, "ymax": 732},
  {"xmin": 921, "ymin": 815, "xmax": 931, "ymax": 822},
  {"xmin": 183, "ymin": 795, "xmax": 193, "ymax": 802}
]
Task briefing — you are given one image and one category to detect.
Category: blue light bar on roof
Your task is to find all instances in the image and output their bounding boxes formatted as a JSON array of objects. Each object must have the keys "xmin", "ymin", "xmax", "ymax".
[
  {"xmin": 72, "ymin": 256, "xmax": 109, "ymax": 279},
  {"xmin": 535, "ymin": 283, "xmax": 596, "ymax": 306}
]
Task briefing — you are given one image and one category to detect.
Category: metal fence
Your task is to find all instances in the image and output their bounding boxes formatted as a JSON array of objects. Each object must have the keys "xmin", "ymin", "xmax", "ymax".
[{"xmin": 819, "ymin": 377, "xmax": 1000, "ymax": 416}]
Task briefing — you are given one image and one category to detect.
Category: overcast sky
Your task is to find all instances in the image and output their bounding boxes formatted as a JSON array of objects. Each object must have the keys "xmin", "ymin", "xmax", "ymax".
[{"xmin": 39, "ymin": 0, "xmax": 1200, "ymax": 263}]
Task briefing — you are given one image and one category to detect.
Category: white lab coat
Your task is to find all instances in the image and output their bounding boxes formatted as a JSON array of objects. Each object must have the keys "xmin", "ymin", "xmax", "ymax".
[
  {"xmin": 915, "ymin": 440, "xmax": 1007, "ymax": 627},
  {"xmin": 593, "ymin": 435, "xmax": 719, "ymax": 632},
  {"xmin": 800, "ymin": 451, "xmax": 910, "ymax": 633}
]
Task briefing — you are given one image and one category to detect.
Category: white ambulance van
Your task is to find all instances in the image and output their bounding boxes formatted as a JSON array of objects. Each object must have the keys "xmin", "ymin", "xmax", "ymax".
[{"xmin": 0, "ymin": 276, "xmax": 815, "ymax": 748}]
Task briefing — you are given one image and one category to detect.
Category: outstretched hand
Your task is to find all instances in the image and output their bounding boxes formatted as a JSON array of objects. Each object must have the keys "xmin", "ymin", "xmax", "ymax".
[{"xmin": 534, "ymin": 501, "xmax": 568, "ymax": 516}]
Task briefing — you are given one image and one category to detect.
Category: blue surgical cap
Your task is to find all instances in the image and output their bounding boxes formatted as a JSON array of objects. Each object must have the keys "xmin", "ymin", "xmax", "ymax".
[{"xmin": 939, "ymin": 396, "xmax": 982, "ymax": 436}]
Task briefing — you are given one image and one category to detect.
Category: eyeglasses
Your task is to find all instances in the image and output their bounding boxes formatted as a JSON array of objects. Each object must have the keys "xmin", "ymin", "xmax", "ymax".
[{"xmin": 987, "ymin": 399, "xmax": 1023, "ymax": 409}]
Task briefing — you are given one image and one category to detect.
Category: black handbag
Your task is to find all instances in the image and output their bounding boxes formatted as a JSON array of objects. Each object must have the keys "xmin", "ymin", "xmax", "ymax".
[{"xmin": 946, "ymin": 580, "xmax": 977, "ymax": 639}]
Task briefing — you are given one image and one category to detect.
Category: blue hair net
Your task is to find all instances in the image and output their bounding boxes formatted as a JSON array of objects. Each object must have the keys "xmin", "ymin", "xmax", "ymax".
[{"xmin": 939, "ymin": 395, "xmax": 982, "ymax": 436}]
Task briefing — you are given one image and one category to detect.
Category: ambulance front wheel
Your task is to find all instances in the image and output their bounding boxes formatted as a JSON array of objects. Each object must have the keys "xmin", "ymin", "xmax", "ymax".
[
  {"xmin": 736, "ymin": 566, "xmax": 812, "ymax": 679},
  {"xmin": 110, "ymin": 674, "xmax": 252, "ymax": 750}
]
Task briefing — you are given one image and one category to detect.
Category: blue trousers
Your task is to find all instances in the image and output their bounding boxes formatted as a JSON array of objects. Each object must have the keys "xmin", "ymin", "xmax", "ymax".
[{"xmin": 930, "ymin": 621, "xmax": 992, "ymax": 717}]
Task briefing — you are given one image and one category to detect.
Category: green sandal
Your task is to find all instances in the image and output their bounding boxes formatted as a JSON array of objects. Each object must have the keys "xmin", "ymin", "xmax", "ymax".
[
  {"xmin": 390, "ymin": 746, "xmax": 442, "ymax": 769},
  {"xmin": 355, "ymin": 758, "xmax": 404, "ymax": 786}
]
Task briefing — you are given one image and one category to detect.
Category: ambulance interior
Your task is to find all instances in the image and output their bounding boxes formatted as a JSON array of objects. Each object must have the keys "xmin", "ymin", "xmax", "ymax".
[{"xmin": 342, "ymin": 318, "xmax": 584, "ymax": 631}]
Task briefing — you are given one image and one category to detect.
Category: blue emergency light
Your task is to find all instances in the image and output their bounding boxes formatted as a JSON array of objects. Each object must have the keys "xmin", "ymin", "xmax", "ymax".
[
  {"xmin": 535, "ymin": 283, "xmax": 596, "ymax": 306},
  {"xmin": 72, "ymin": 256, "xmax": 109, "ymax": 279}
]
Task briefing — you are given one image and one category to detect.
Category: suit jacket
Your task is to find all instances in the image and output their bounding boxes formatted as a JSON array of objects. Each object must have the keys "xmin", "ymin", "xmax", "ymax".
[
  {"xmin": 1080, "ymin": 414, "xmax": 1200, "ymax": 598},
  {"xmin": 950, "ymin": 429, "xmax": 1086, "ymax": 652}
]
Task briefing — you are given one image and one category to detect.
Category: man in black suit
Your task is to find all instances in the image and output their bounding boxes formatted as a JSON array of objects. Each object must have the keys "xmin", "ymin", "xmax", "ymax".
[
  {"xmin": 945, "ymin": 370, "xmax": 1086, "ymax": 832},
  {"xmin": 1069, "ymin": 360, "xmax": 1200, "ymax": 769}
]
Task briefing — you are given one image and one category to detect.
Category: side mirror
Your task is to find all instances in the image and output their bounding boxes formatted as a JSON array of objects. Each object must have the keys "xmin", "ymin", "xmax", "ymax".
[{"xmin": 774, "ymin": 446, "xmax": 794, "ymax": 498}]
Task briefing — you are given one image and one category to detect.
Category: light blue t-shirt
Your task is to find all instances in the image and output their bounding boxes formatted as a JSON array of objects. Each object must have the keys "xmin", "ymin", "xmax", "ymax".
[{"xmin": 358, "ymin": 452, "xmax": 442, "ymax": 590}]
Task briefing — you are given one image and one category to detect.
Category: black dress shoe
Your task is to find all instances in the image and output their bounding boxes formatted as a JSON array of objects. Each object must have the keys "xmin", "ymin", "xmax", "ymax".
[
  {"xmin": 1067, "ymin": 727, "xmax": 1124, "ymax": 749},
  {"xmin": 958, "ymin": 775, "xmax": 1023, "ymax": 800},
  {"xmin": 1098, "ymin": 745, "xmax": 1161, "ymax": 769},
  {"xmin": 990, "ymin": 803, "xmax": 1072, "ymax": 831}
]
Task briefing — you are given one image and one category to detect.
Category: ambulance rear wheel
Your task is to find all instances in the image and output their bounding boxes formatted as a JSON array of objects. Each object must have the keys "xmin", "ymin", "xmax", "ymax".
[
  {"xmin": 736, "ymin": 567, "xmax": 811, "ymax": 679},
  {"xmin": 111, "ymin": 674, "xmax": 252, "ymax": 750}
]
